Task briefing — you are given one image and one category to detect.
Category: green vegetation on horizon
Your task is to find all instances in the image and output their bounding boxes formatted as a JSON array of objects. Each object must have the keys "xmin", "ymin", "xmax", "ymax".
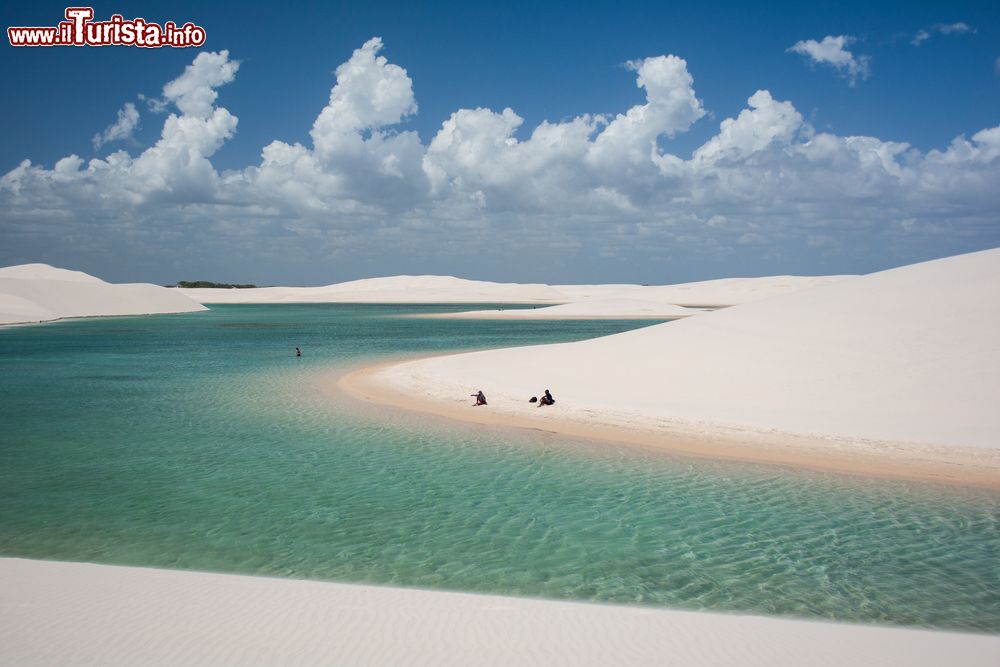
[{"xmin": 175, "ymin": 281, "xmax": 257, "ymax": 289}]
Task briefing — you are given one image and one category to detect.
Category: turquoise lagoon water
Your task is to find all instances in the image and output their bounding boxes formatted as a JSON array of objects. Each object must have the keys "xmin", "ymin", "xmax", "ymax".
[{"xmin": 0, "ymin": 304, "xmax": 998, "ymax": 633}]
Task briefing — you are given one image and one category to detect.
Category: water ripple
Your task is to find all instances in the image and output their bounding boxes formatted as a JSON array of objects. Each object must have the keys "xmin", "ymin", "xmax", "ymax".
[{"xmin": 1, "ymin": 305, "xmax": 998, "ymax": 632}]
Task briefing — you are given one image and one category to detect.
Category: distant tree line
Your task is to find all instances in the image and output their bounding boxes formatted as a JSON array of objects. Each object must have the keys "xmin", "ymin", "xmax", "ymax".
[{"xmin": 175, "ymin": 281, "xmax": 257, "ymax": 289}]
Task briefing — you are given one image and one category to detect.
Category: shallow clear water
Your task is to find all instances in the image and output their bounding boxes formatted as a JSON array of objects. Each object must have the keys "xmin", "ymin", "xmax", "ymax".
[{"xmin": 1, "ymin": 304, "xmax": 998, "ymax": 632}]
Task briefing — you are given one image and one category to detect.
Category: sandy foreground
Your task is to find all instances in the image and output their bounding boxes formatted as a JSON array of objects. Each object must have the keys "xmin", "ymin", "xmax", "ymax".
[
  {"xmin": 2, "ymin": 558, "xmax": 998, "ymax": 666},
  {"xmin": 340, "ymin": 249, "xmax": 1000, "ymax": 488}
]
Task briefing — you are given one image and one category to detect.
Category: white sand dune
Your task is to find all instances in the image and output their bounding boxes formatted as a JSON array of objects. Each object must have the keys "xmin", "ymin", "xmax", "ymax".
[
  {"xmin": 555, "ymin": 275, "xmax": 853, "ymax": 307},
  {"xmin": 0, "ymin": 264, "xmax": 206, "ymax": 325},
  {"xmin": 0, "ymin": 293, "xmax": 57, "ymax": 324},
  {"xmin": 0, "ymin": 263, "xmax": 105, "ymax": 283},
  {"xmin": 178, "ymin": 275, "xmax": 569, "ymax": 304},
  {"xmin": 178, "ymin": 274, "xmax": 851, "ymax": 310},
  {"xmin": 2, "ymin": 558, "xmax": 997, "ymax": 666},
  {"xmin": 364, "ymin": 249, "xmax": 1000, "ymax": 457}
]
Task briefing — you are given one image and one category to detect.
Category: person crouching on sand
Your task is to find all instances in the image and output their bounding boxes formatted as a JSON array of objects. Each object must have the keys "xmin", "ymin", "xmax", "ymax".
[
  {"xmin": 471, "ymin": 390, "xmax": 487, "ymax": 406},
  {"xmin": 538, "ymin": 389, "xmax": 554, "ymax": 407}
]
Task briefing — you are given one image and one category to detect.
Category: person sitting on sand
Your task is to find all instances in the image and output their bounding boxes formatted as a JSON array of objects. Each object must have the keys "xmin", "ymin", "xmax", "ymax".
[
  {"xmin": 471, "ymin": 390, "xmax": 488, "ymax": 406},
  {"xmin": 538, "ymin": 389, "xmax": 554, "ymax": 407}
]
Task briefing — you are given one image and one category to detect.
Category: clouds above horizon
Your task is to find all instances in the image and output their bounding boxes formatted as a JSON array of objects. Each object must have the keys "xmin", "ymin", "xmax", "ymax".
[
  {"xmin": 912, "ymin": 22, "xmax": 976, "ymax": 46},
  {"xmin": 788, "ymin": 35, "xmax": 871, "ymax": 85},
  {"xmin": 1, "ymin": 38, "xmax": 999, "ymax": 282},
  {"xmin": 92, "ymin": 102, "xmax": 140, "ymax": 150}
]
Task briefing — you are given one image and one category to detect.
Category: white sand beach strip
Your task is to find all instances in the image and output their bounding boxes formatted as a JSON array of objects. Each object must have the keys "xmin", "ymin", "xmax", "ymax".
[
  {"xmin": 342, "ymin": 248, "xmax": 1000, "ymax": 486},
  {"xmin": 415, "ymin": 275, "xmax": 854, "ymax": 319},
  {"xmin": 2, "ymin": 558, "xmax": 997, "ymax": 666},
  {"xmin": 0, "ymin": 264, "xmax": 206, "ymax": 325},
  {"xmin": 423, "ymin": 298, "xmax": 706, "ymax": 320}
]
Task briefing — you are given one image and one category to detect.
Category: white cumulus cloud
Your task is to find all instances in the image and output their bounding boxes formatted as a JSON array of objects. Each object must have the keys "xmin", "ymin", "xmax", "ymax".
[
  {"xmin": 788, "ymin": 35, "xmax": 870, "ymax": 85},
  {"xmin": 2, "ymin": 50, "xmax": 239, "ymax": 210},
  {"xmin": 92, "ymin": 102, "xmax": 140, "ymax": 150},
  {"xmin": 424, "ymin": 54, "xmax": 705, "ymax": 213},
  {"xmin": 234, "ymin": 37, "xmax": 427, "ymax": 214},
  {"xmin": 162, "ymin": 50, "xmax": 240, "ymax": 119},
  {"xmin": 692, "ymin": 90, "xmax": 805, "ymax": 165},
  {"xmin": 2, "ymin": 39, "xmax": 999, "ymax": 282},
  {"xmin": 912, "ymin": 21, "xmax": 976, "ymax": 46},
  {"xmin": 311, "ymin": 37, "xmax": 417, "ymax": 159}
]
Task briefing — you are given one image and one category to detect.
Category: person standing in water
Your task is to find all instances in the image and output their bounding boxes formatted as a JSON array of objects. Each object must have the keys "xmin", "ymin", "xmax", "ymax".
[{"xmin": 295, "ymin": 347, "xmax": 301, "ymax": 357}]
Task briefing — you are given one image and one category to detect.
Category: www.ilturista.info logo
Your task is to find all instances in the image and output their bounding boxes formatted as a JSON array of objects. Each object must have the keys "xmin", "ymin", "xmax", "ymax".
[{"xmin": 8, "ymin": 7, "xmax": 206, "ymax": 48}]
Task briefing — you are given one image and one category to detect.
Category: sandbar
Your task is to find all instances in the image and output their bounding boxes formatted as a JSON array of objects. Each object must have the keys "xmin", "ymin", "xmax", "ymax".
[{"xmin": 333, "ymin": 358, "xmax": 1000, "ymax": 489}]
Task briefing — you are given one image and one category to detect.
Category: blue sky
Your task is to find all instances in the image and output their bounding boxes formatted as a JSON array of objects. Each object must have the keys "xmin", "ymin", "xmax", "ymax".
[{"xmin": 1, "ymin": 0, "xmax": 998, "ymax": 284}]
